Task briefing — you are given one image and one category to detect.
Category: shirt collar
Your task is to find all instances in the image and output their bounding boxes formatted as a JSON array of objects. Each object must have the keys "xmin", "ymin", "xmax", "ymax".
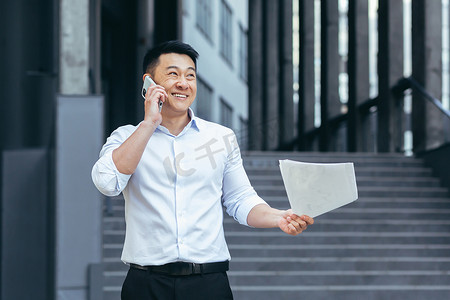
[
  {"xmin": 156, "ymin": 108, "xmax": 203, "ymax": 136},
  {"xmin": 187, "ymin": 108, "xmax": 204, "ymax": 132}
]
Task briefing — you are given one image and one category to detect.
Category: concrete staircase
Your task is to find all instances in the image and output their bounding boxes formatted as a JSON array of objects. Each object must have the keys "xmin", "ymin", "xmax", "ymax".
[{"xmin": 101, "ymin": 151, "xmax": 450, "ymax": 299}]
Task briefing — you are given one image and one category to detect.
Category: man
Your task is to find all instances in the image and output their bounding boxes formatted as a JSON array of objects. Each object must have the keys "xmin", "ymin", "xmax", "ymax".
[{"xmin": 92, "ymin": 40, "xmax": 314, "ymax": 300}]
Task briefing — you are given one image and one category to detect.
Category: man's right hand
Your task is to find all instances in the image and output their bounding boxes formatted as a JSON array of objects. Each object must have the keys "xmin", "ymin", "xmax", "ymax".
[
  {"xmin": 112, "ymin": 83, "xmax": 167, "ymax": 175},
  {"xmin": 144, "ymin": 84, "xmax": 168, "ymax": 126}
]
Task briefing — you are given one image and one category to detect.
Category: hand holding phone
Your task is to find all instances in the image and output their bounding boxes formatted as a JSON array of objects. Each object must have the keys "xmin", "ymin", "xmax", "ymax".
[{"xmin": 142, "ymin": 75, "xmax": 163, "ymax": 112}]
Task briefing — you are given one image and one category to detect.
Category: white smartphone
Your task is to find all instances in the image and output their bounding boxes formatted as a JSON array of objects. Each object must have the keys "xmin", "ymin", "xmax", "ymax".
[{"xmin": 142, "ymin": 75, "xmax": 163, "ymax": 112}]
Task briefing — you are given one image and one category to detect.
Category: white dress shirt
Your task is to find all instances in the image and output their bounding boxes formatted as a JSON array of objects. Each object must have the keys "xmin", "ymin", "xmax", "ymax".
[{"xmin": 92, "ymin": 109, "xmax": 267, "ymax": 266}]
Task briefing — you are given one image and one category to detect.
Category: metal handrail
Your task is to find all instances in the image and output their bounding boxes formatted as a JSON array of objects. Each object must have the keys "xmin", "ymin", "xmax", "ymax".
[
  {"xmin": 393, "ymin": 76, "xmax": 450, "ymax": 120},
  {"xmin": 251, "ymin": 76, "xmax": 449, "ymax": 151}
]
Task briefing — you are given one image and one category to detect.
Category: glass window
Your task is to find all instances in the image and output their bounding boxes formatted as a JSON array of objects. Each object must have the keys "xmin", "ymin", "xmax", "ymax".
[
  {"xmin": 220, "ymin": 98, "xmax": 233, "ymax": 128},
  {"xmin": 196, "ymin": 0, "xmax": 212, "ymax": 40},
  {"xmin": 196, "ymin": 77, "xmax": 213, "ymax": 121},
  {"xmin": 238, "ymin": 116, "xmax": 248, "ymax": 150},
  {"xmin": 239, "ymin": 24, "xmax": 248, "ymax": 81},
  {"xmin": 220, "ymin": 0, "xmax": 233, "ymax": 65}
]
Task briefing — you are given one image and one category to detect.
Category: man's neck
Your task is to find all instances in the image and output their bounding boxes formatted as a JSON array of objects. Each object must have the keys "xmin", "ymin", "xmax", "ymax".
[{"xmin": 160, "ymin": 110, "xmax": 191, "ymax": 136}]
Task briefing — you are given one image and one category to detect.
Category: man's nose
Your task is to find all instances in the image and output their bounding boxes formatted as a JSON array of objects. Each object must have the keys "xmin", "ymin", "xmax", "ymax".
[{"xmin": 176, "ymin": 78, "xmax": 189, "ymax": 89}]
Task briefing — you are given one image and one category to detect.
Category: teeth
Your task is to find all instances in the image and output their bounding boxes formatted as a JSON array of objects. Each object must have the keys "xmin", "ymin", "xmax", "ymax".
[{"xmin": 173, "ymin": 94, "xmax": 187, "ymax": 98}]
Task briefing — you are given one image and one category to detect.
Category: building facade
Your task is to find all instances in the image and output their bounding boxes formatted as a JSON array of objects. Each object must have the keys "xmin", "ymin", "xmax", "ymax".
[{"xmin": 182, "ymin": 0, "xmax": 250, "ymax": 148}]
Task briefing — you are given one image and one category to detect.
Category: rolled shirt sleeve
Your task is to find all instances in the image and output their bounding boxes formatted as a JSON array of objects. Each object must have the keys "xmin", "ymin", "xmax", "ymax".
[
  {"xmin": 91, "ymin": 125, "xmax": 135, "ymax": 196},
  {"xmin": 221, "ymin": 133, "xmax": 268, "ymax": 226}
]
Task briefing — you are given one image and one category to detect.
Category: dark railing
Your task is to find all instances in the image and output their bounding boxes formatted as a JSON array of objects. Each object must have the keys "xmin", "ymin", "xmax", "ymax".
[
  {"xmin": 279, "ymin": 95, "xmax": 380, "ymax": 152},
  {"xmin": 393, "ymin": 76, "xmax": 450, "ymax": 120},
  {"xmin": 278, "ymin": 76, "xmax": 450, "ymax": 154},
  {"xmin": 393, "ymin": 76, "xmax": 450, "ymax": 154}
]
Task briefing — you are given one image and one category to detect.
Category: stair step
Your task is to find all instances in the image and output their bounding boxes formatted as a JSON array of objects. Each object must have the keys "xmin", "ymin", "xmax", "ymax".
[
  {"xmin": 245, "ymin": 159, "xmax": 427, "ymax": 168},
  {"xmin": 103, "ymin": 270, "xmax": 450, "ymax": 288},
  {"xmin": 102, "ymin": 231, "xmax": 450, "ymax": 245},
  {"xmin": 256, "ymin": 199, "xmax": 450, "ymax": 209},
  {"xmin": 241, "ymin": 151, "xmax": 424, "ymax": 165},
  {"xmin": 229, "ymin": 257, "xmax": 450, "ymax": 271},
  {"xmin": 250, "ymin": 176, "xmax": 442, "ymax": 187},
  {"xmin": 228, "ymin": 244, "xmax": 450, "ymax": 258},
  {"xmin": 224, "ymin": 222, "xmax": 450, "ymax": 232},
  {"xmin": 104, "ymin": 270, "xmax": 128, "ymax": 286},
  {"xmin": 224, "ymin": 234, "xmax": 450, "ymax": 245},
  {"xmin": 103, "ymin": 290, "xmax": 121, "ymax": 300},
  {"xmin": 104, "ymin": 205, "xmax": 450, "ymax": 221},
  {"xmin": 251, "ymin": 185, "xmax": 449, "ymax": 198},
  {"xmin": 231, "ymin": 288, "xmax": 450, "ymax": 300},
  {"xmin": 228, "ymin": 271, "xmax": 450, "ymax": 285},
  {"xmin": 259, "ymin": 196, "xmax": 450, "ymax": 203},
  {"xmin": 102, "ymin": 260, "xmax": 128, "ymax": 271},
  {"xmin": 246, "ymin": 167, "xmax": 433, "ymax": 177}
]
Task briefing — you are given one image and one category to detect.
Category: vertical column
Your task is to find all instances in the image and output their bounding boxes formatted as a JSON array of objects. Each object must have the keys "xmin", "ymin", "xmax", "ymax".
[
  {"xmin": 55, "ymin": 96, "xmax": 104, "ymax": 300},
  {"xmin": 2, "ymin": 150, "xmax": 50, "ymax": 300},
  {"xmin": 412, "ymin": 0, "xmax": 443, "ymax": 151},
  {"xmin": 1, "ymin": 0, "xmax": 57, "ymax": 149},
  {"xmin": 298, "ymin": 0, "xmax": 315, "ymax": 150},
  {"xmin": 320, "ymin": 0, "xmax": 340, "ymax": 151},
  {"xmin": 279, "ymin": 0, "xmax": 294, "ymax": 149},
  {"xmin": 248, "ymin": 0, "xmax": 264, "ymax": 150},
  {"xmin": 154, "ymin": 0, "xmax": 180, "ymax": 44},
  {"xmin": 136, "ymin": 0, "xmax": 156, "ymax": 121},
  {"xmin": 377, "ymin": 0, "xmax": 403, "ymax": 152},
  {"xmin": 58, "ymin": 2, "xmax": 104, "ymax": 299},
  {"xmin": 60, "ymin": 0, "xmax": 90, "ymax": 94},
  {"xmin": 89, "ymin": 0, "xmax": 101, "ymax": 94},
  {"xmin": 264, "ymin": 0, "xmax": 280, "ymax": 150},
  {"xmin": 348, "ymin": 0, "xmax": 370, "ymax": 152}
]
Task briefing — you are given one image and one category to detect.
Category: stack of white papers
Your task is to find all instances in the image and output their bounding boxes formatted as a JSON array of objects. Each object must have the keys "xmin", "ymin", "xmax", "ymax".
[{"xmin": 279, "ymin": 160, "xmax": 358, "ymax": 218}]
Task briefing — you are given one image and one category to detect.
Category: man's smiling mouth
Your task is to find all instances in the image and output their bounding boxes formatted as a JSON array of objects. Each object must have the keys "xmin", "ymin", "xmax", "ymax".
[{"xmin": 172, "ymin": 93, "xmax": 187, "ymax": 99}]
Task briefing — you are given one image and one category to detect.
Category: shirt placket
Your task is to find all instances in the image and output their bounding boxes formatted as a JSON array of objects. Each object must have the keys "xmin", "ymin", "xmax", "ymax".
[{"xmin": 173, "ymin": 137, "xmax": 186, "ymax": 258}]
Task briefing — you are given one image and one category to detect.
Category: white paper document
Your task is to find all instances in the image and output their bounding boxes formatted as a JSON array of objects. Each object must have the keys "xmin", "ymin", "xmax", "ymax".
[{"xmin": 279, "ymin": 160, "xmax": 358, "ymax": 218}]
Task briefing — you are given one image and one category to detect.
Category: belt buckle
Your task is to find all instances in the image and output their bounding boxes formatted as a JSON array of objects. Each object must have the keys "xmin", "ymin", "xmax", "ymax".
[
  {"xmin": 191, "ymin": 262, "xmax": 202, "ymax": 274},
  {"xmin": 177, "ymin": 262, "xmax": 193, "ymax": 276}
]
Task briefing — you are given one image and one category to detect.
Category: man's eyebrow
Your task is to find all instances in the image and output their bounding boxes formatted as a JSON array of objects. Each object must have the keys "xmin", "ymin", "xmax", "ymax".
[{"xmin": 166, "ymin": 66, "xmax": 196, "ymax": 72}]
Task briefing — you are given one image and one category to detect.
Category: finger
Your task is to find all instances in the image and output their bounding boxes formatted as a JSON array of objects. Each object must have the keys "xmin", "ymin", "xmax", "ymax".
[
  {"xmin": 147, "ymin": 90, "xmax": 167, "ymax": 105},
  {"xmin": 149, "ymin": 87, "xmax": 168, "ymax": 97},
  {"xmin": 286, "ymin": 216, "xmax": 301, "ymax": 231},
  {"xmin": 288, "ymin": 223, "xmax": 301, "ymax": 235},
  {"xmin": 301, "ymin": 215, "xmax": 314, "ymax": 225},
  {"xmin": 288, "ymin": 215, "xmax": 307, "ymax": 229},
  {"xmin": 146, "ymin": 85, "xmax": 168, "ymax": 101}
]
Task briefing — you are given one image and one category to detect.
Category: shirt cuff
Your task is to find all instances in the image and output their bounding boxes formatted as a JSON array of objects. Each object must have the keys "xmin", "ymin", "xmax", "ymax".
[
  {"xmin": 93, "ymin": 150, "xmax": 131, "ymax": 195},
  {"xmin": 234, "ymin": 195, "xmax": 268, "ymax": 227}
]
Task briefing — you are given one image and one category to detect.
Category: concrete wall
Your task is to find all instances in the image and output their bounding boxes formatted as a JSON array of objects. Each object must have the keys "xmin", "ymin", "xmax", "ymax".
[
  {"xmin": 55, "ymin": 95, "xmax": 103, "ymax": 300},
  {"xmin": 1, "ymin": 149, "xmax": 51, "ymax": 300}
]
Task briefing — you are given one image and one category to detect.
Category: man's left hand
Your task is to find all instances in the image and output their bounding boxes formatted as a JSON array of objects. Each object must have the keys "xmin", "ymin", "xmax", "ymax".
[{"xmin": 278, "ymin": 209, "xmax": 314, "ymax": 236}]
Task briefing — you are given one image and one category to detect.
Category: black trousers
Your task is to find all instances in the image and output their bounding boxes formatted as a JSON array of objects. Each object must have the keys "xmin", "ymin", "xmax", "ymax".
[{"xmin": 121, "ymin": 267, "xmax": 234, "ymax": 300}]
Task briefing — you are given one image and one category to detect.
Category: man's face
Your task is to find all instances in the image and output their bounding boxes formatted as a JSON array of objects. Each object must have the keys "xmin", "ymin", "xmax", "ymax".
[{"xmin": 152, "ymin": 53, "xmax": 197, "ymax": 115}]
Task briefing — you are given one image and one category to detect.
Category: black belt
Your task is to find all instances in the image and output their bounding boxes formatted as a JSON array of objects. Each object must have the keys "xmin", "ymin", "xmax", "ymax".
[{"xmin": 130, "ymin": 261, "xmax": 229, "ymax": 276}]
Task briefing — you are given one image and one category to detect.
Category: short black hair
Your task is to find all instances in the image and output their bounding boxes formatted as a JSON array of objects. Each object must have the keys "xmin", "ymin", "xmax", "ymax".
[{"xmin": 142, "ymin": 40, "xmax": 199, "ymax": 75}]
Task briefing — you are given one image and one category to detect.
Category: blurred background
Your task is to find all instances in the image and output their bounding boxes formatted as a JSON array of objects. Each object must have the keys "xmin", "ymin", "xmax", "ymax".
[{"xmin": 1, "ymin": 0, "xmax": 450, "ymax": 299}]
